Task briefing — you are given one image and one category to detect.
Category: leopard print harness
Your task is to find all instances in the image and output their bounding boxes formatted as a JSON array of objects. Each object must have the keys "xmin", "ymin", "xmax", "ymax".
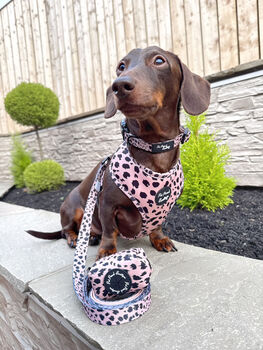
[{"xmin": 110, "ymin": 123, "xmax": 190, "ymax": 239}]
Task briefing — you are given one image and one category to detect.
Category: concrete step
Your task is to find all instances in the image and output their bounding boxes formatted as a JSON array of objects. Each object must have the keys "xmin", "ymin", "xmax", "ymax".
[
  {"xmin": 0, "ymin": 180, "xmax": 13, "ymax": 198},
  {"xmin": 0, "ymin": 203, "xmax": 262, "ymax": 350}
]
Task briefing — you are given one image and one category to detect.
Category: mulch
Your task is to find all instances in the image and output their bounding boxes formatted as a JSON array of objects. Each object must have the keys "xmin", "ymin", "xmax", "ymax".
[{"xmin": 1, "ymin": 183, "xmax": 262, "ymax": 260}]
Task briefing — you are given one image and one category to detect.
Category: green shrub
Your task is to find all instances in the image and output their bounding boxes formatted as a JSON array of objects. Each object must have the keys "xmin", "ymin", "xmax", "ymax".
[
  {"xmin": 23, "ymin": 160, "xmax": 65, "ymax": 193},
  {"xmin": 10, "ymin": 135, "xmax": 33, "ymax": 188},
  {"xmin": 4, "ymin": 82, "xmax": 60, "ymax": 160},
  {"xmin": 4, "ymin": 82, "xmax": 59, "ymax": 128},
  {"xmin": 178, "ymin": 113, "xmax": 236, "ymax": 211}
]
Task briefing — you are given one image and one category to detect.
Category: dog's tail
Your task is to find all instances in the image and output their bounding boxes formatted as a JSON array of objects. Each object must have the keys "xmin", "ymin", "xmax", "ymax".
[{"xmin": 26, "ymin": 230, "xmax": 62, "ymax": 240}]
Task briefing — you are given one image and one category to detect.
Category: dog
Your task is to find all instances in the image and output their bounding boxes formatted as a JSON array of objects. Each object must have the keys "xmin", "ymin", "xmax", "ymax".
[{"xmin": 27, "ymin": 46, "xmax": 210, "ymax": 260}]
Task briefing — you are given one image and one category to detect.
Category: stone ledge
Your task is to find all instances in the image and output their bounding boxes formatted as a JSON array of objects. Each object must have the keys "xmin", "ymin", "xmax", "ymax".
[
  {"xmin": 206, "ymin": 59, "xmax": 263, "ymax": 83},
  {"xmin": 0, "ymin": 204, "xmax": 263, "ymax": 349}
]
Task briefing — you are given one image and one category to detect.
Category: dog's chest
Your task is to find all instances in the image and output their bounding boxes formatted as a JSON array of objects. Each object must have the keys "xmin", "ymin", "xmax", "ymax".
[{"xmin": 109, "ymin": 141, "xmax": 184, "ymax": 239}]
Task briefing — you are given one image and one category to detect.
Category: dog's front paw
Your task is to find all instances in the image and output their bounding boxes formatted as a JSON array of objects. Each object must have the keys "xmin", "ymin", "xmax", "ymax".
[
  {"xmin": 66, "ymin": 231, "xmax": 78, "ymax": 248},
  {"xmin": 96, "ymin": 247, "xmax": 117, "ymax": 260},
  {"xmin": 150, "ymin": 234, "xmax": 177, "ymax": 253},
  {"xmin": 89, "ymin": 234, "xmax": 101, "ymax": 246}
]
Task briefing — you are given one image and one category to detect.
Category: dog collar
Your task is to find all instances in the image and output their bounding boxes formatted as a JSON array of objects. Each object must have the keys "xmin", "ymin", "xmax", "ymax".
[
  {"xmin": 121, "ymin": 120, "xmax": 191, "ymax": 153},
  {"xmin": 73, "ymin": 158, "xmax": 152, "ymax": 326}
]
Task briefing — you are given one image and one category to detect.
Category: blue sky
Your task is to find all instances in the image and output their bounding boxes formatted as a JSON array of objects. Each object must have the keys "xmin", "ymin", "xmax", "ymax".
[{"xmin": 0, "ymin": 0, "xmax": 11, "ymax": 10}]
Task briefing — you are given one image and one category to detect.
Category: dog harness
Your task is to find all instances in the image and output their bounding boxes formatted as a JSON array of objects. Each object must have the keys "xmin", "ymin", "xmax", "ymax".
[
  {"xmin": 73, "ymin": 121, "xmax": 190, "ymax": 325},
  {"xmin": 110, "ymin": 122, "xmax": 191, "ymax": 239}
]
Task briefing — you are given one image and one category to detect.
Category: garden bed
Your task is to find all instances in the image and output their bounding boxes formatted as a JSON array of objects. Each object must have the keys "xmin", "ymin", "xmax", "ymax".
[{"xmin": 1, "ymin": 183, "xmax": 262, "ymax": 260}]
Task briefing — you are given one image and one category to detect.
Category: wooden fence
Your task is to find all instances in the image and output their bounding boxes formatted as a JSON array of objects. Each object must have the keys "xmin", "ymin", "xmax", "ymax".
[{"xmin": 0, "ymin": 0, "xmax": 262, "ymax": 135}]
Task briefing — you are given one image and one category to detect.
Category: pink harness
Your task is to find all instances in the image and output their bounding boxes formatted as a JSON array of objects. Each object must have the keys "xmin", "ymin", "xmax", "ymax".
[{"xmin": 110, "ymin": 124, "xmax": 190, "ymax": 239}]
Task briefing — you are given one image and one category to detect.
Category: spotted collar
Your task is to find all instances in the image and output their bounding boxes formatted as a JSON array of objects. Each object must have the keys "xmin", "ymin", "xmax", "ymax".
[{"xmin": 121, "ymin": 120, "xmax": 191, "ymax": 154}]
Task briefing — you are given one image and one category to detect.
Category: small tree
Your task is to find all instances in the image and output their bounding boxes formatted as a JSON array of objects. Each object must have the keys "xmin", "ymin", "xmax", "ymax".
[
  {"xmin": 5, "ymin": 82, "xmax": 59, "ymax": 160},
  {"xmin": 178, "ymin": 113, "xmax": 236, "ymax": 211}
]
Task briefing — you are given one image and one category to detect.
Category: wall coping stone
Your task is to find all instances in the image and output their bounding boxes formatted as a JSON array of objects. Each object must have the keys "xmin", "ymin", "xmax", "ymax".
[
  {"xmin": 0, "ymin": 203, "xmax": 263, "ymax": 349},
  {"xmin": 206, "ymin": 59, "xmax": 263, "ymax": 83}
]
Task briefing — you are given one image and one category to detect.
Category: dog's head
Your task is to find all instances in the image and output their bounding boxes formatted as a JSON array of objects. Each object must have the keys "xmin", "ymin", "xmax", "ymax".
[{"xmin": 104, "ymin": 46, "xmax": 210, "ymax": 120}]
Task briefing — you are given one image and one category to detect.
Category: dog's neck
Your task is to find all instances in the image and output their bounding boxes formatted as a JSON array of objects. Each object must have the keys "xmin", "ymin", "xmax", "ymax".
[
  {"xmin": 126, "ymin": 106, "xmax": 180, "ymax": 143},
  {"xmin": 125, "ymin": 107, "xmax": 181, "ymax": 173}
]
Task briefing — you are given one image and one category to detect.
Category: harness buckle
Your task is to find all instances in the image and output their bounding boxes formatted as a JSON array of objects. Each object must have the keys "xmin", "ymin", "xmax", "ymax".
[
  {"xmin": 121, "ymin": 119, "xmax": 129, "ymax": 140},
  {"xmin": 95, "ymin": 180, "xmax": 102, "ymax": 192},
  {"xmin": 181, "ymin": 127, "xmax": 190, "ymax": 144}
]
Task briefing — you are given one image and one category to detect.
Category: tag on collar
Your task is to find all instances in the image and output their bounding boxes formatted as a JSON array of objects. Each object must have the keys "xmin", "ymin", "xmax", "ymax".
[{"xmin": 152, "ymin": 140, "xmax": 175, "ymax": 153}]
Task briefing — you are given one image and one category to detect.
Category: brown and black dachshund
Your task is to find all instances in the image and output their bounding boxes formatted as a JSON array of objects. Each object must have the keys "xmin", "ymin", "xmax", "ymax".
[{"xmin": 27, "ymin": 46, "xmax": 210, "ymax": 259}]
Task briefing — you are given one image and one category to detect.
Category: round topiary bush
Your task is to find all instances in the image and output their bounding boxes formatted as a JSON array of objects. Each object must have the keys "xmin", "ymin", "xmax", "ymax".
[
  {"xmin": 4, "ymin": 82, "xmax": 59, "ymax": 128},
  {"xmin": 5, "ymin": 82, "xmax": 60, "ymax": 160},
  {"xmin": 23, "ymin": 160, "xmax": 65, "ymax": 193}
]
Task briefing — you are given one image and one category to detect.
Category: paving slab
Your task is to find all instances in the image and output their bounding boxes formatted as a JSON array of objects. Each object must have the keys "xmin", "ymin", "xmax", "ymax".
[
  {"xmin": 0, "ymin": 180, "xmax": 13, "ymax": 198},
  {"xmin": 29, "ymin": 236, "xmax": 263, "ymax": 350},
  {"xmin": 0, "ymin": 205, "xmax": 74, "ymax": 291},
  {"xmin": 0, "ymin": 201, "xmax": 35, "ymax": 215}
]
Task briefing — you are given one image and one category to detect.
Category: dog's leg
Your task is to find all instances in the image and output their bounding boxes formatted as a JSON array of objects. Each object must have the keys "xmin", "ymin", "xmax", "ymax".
[
  {"xmin": 89, "ymin": 222, "xmax": 102, "ymax": 246},
  {"xmin": 97, "ymin": 229, "xmax": 118, "ymax": 260},
  {"xmin": 149, "ymin": 226, "xmax": 177, "ymax": 252},
  {"xmin": 63, "ymin": 230, "xmax": 78, "ymax": 248}
]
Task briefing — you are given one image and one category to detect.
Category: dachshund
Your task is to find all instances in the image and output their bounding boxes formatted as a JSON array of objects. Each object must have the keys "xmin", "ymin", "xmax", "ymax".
[{"xmin": 27, "ymin": 46, "xmax": 210, "ymax": 260}]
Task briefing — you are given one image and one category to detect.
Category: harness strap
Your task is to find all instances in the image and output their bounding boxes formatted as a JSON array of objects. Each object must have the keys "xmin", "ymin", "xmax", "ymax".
[
  {"xmin": 121, "ymin": 120, "xmax": 191, "ymax": 154},
  {"xmin": 72, "ymin": 157, "xmax": 152, "ymax": 326},
  {"xmin": 72, "ymin": 157, "xmax": 110, "ymax": 303}
]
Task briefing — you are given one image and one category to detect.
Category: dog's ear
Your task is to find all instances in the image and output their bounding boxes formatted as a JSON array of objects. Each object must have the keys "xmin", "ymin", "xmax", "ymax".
[
  {"xmin": 104, "ymin": 86, "xmax": 117, "ymax": 119},
  {"xmin": 177, "ymin": 57, "xmax": 210, "ymax": 116}
]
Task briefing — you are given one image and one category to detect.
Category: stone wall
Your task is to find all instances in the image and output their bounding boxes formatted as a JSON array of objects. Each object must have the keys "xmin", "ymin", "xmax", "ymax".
[
  {"xmin": 205, "ymin": 73, "xmax": 263, "ymax": 186},
  {"xmin": 0, "ymin": 136, "xmax": 12, "ymax": 182},
  {"xmin": 0, "ymin": 275, "xmax": 94, "ymax": 350},
  {"xmin": 0, "ymin": 71, "xmax": 262, "ymax": 186}
]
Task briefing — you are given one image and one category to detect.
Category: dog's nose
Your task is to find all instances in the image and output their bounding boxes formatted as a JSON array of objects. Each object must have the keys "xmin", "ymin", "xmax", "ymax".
[{"xmin": 112, "ymin": 76, "xmax": 135, "ymax": 97}]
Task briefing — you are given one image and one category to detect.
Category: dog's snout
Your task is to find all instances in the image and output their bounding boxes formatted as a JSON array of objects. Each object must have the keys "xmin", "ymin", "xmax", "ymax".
[{"xmin": 112, "ymin": 76, "xmax": 135, "ymax": 97}]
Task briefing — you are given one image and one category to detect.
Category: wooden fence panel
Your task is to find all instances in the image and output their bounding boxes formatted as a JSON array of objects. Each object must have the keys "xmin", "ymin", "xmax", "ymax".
[
  {"xmin": 157, "ymin": 0, "xmax": 173, "ymax": 52},
  {"xmin": 0, "ymin": 11, "xmax": 10, "ymax": 134},
  {"xmin": 96, "ymin": 0, "xmax": 111, "ymax": 99},
  {"xmin": 123, "ymin": 0, "xmax": 136, "ymax": 53},
  {"xmin": 184, "ymin": 0, "xmax": 204, "ymax": 75},
  {"xmin": 13, "ymin": 0, "xmax": 29, "ymax": 82},
  {"xmin": 104, "ymin": 0, "xmax": 118, "ymax": 83},
  {"xmin": 132, "ymin": 0, "xmax": 147, "ymax": 48},
  {"xmin": 21, "ymin": 0, "xmax": 37, "ymax": 82},
  {"xmin": 74, "ymin": 0, "xmax": 93, "ymax": 111},
  {"xmin": 46, "ymin": 0, "xmax": 66, "ymax": 118},
  {"xmin": 0, "ymin": 0, "xmax": 262, "ymax": 135},
  {"xmin": 259, "ymin": 0, "xmax": 263, "ymax": 58},
  {"xmin": 145, "ymin": 0, "xmax": 159, "ymax": 47},
  {"xmin": 30, "ymin": 0, "xmax": 45, "ymax": 84},
  {"xmin": 217, "ymin": 0, "xmax": 239, "ymax": 71},
  {"xmin": 113, "ymin": 0, "xmax": 127, "ymax": 60},
  {"xmin": 67, "ymin": 0, "xmax": 83, "ymax": 114},
  {"xmin": 170, "ymin": 0, "xmax": 188, "ymax": 64},
  {"xmin": 88, "ymin": 0, "xmax": 104, "ymax": 106},
  {"xmin": 237, "ymin": 0, "xmax": 259, "ymax": 64},
  {"xmin": 200, "ymin": 0, "xmax": 220, "ymax": 75}
]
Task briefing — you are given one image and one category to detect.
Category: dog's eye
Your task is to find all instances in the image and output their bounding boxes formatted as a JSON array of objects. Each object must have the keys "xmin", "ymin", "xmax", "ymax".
[
  {"xmin": 154, "ymin": 56, "xmax": 165, "ymax": 65},
  {"xmin": 118, "ymin": 62, "xmax": 126, "ymax": 71}
]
